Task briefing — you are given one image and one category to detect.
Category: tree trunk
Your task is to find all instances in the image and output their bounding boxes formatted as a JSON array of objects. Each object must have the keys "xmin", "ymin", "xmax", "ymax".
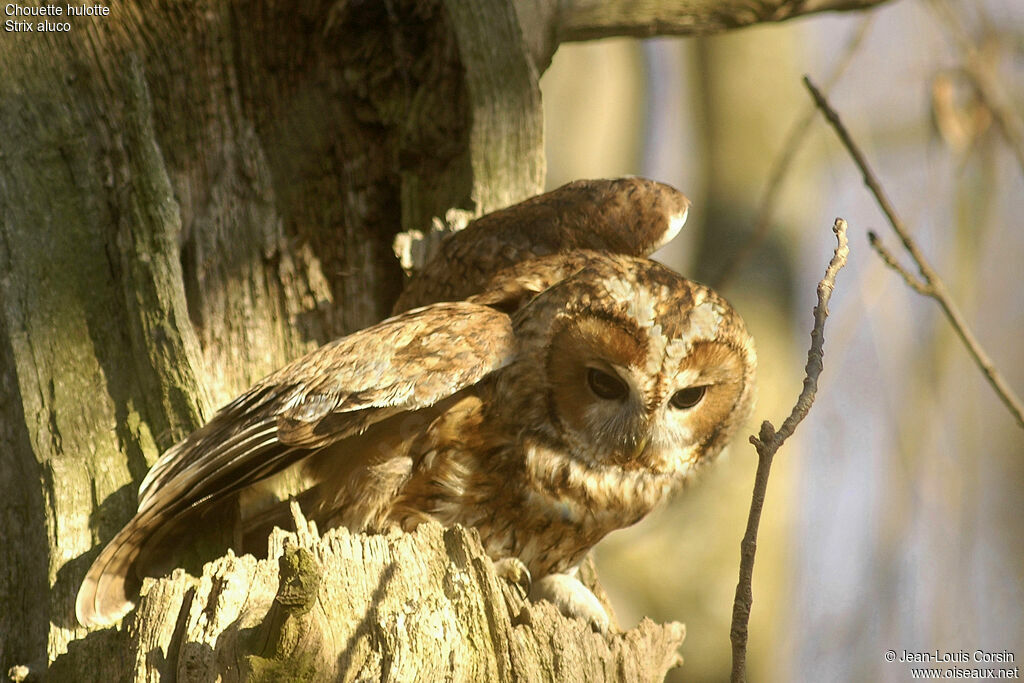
[
  {"xmin": 48, "ymin": 509, "xmax": 685, "ymax": 682},
  {"xmin": 0, "ymin": 0, "xmax": 540, "ymax": 672},
  {"xmin": 0, "ymin": 0, "xmax": 892, "ymax": 679}
]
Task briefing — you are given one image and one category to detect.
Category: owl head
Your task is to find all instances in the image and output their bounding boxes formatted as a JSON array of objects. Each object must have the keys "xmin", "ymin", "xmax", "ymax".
[{"xmin": 500, "ymin": 253, "xmax": 756, "ymax": 482}]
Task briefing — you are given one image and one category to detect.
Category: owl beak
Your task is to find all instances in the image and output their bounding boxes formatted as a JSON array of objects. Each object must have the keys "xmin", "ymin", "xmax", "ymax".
[
  {"xmin": 611, "ymin": 431, "xmax": 652, "ymax": 466},
  {"xmin": 632, "ymin": 433, "xmax": 651, "ymax": 461}
]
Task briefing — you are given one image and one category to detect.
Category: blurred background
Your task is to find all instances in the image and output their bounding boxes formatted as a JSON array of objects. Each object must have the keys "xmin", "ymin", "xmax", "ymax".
[{"xmin": 540, "ymin": 1, "xmax": 1024, "ymax": 680}]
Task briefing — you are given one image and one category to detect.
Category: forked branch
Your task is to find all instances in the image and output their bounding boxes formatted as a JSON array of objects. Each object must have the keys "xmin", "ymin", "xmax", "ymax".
[{"xmin": 804, "ymin": 76, "xmax": 1024, "ymax": 431}]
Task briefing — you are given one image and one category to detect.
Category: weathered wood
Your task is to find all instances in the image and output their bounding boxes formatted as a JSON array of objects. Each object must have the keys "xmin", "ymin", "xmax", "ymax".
[{"xmin": 50, "ymin": 515, "xmax": 685, "ymax": 682}]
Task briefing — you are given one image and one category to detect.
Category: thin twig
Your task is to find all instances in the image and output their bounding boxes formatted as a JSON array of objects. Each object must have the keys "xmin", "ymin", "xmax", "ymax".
[
  {"xmin": 715, "ymin": 16, "xmax": 872, "ymax": 288},
  {"xmin": 866, "ymin": 232, "xmax": 930, "ymax": 296},
  {"xmin": 729, "ymin": 219, "xmax": 850, "ymax": 683},
  {"xmin": 804, "ymin": 76, "xmax": 1024, "ymax": 431}
]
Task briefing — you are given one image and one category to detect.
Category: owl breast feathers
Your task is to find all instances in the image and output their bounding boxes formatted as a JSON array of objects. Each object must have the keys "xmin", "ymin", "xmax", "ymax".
[{"xmin": 76, "ymin": 177, "xmax": 756, "ymax": 629}]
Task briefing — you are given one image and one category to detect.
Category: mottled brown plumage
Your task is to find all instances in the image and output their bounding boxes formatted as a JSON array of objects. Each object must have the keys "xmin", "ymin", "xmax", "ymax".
[
  {"xmin": 76, "ymin": 179, "xmax": 754, "ymax": 631},
  {"xmin": 392, "ymin": 176, "xmax": 691, "ymax": 313}
]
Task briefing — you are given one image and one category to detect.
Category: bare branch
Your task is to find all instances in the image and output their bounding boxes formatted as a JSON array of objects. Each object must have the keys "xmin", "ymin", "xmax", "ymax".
[
  {"xmin": 804, "ymin": 76, "xmax": 1024, "ymax": 431},
  {"xmin": 730, "ymin": 218, "xmax": 850, "ymax": 683},
  {"xmin": 554, "ymin": 0, "xmax": 896, "ymax": 43},
  {"xmin": 517, "ymin": 0, "xmax": 896, "ymax": 72},
  {"xmin": 866, "ymin": 231, "xmax": 931, "ymax": 296}
]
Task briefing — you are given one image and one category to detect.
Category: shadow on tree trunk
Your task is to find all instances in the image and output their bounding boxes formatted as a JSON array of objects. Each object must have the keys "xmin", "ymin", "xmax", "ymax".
[{"xmin": 50, "ymin": 509, "xmax": 685, "ymax": 682}]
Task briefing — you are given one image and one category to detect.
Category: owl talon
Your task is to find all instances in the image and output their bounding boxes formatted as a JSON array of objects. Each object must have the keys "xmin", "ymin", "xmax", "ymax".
[
  {"xmin": 493, "ymin": 557, "xmax": 532, "ymax": 597},
  {"xmin": 529, "ymin": 571, "xmax": 612, "ymax": 633},
  {"xmin": 494, "ymin": 556, "xmax": 532, "ymax": 622}
]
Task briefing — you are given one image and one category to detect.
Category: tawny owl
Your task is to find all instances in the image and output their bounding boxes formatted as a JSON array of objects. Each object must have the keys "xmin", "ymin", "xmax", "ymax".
[{"xmin": 76, "ymin": 178, "xmax": 756, "ymax": 630}]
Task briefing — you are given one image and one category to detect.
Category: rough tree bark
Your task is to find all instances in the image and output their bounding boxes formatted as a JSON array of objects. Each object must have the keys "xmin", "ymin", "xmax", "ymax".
[
  {"xmin": 49, "ymin": 508, "xmax": 687, "ymax": 682},
  {"xmin": 0, "ymin": 0, "xmax": 893, "ymax": 680}
]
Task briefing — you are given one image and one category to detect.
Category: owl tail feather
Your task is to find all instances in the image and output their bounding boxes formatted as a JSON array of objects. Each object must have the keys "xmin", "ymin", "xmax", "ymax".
[{"xmin": 75, "ymin": 518, "xmax": 147, "ymax": 627}]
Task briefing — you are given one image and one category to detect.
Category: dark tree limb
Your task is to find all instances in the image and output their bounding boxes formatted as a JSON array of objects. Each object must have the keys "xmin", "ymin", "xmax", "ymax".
[{"xmin": 516, "ymin": 0, "xmax": 897, "ymax": 71}]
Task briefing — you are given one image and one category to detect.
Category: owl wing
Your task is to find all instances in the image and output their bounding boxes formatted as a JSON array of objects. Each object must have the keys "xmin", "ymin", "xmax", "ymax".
[
  {"xmin": 76, "ymin": 301, "xmax": 516, "ymax": 627},
  {"xmin": 393, "ymin": 177, "xmax": 690, "ymax": 313},
  {"xmin": 463, "ymin": 250, "xmax": 604, "ymax": 313}
]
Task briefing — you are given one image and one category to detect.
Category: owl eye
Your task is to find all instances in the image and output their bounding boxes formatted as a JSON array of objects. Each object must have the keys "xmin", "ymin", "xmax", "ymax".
[
  {"xmin": 669, "ymin": 385, "xmax": 707, "ymax": 410},
  {"xmin": 587, "ymin": 368, "xmax": 628, "ymax": 401}
]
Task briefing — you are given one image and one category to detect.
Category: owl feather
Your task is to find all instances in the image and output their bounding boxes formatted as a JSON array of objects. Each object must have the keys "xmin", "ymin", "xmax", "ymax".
[{"xmin": 76, "ymin": 179, "xmax": 756, "ymax": 632}]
